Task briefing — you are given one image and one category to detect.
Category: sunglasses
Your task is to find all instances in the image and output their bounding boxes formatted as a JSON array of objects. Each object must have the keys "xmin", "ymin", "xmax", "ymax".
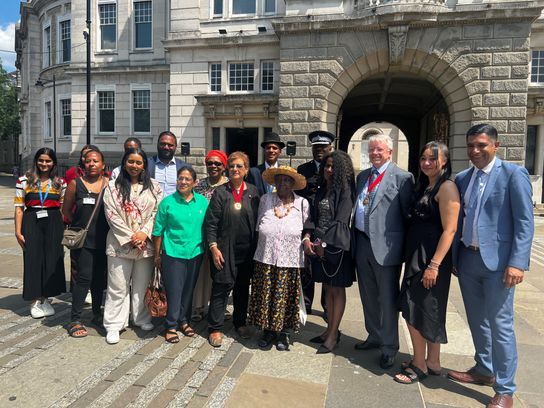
[
  {"xmin": 206, "ymin": 161, "xmax": 223, "ymax": 167},
  {"xmin": 228, "ymin": 164, "xmax": 244, "ymax": 169}
]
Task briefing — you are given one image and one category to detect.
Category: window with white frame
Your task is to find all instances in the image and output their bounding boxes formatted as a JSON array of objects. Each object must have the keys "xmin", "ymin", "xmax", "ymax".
[
  {"xmin": 61, "ymin": 99, "xmax": 71, "ymax": 136},
  {"xmin": 210, "ymin": 63, "xmax": 222, "ymax": 92},
  {"xmin": 99, "ymin": 3, "xmax": 117, "ymax": 50},
  {"xmin": 264, "ymin": 0, "xmax": 275, "ymax": 14},
  {"xmin": 134, "ymin": 1, "xmax": 152, "ymax": 49},
  {"xmin": 44, "ymin": 102, "xmax": 52, "ymax": 140},
  {"xmin": 59, "ymin": 20, "xmax": 71, "ymax": 62},
  {"xmin": 43, "ymin": 26, "xmax": 51, "ymax": 67},
  {"xmin": 133, "ymin": 89, "xmax": 150, "ymax": 133},
  {"xmin": 98, "ymin": 91, "xmax": 115, "ymax": 133},
  {"xmin": 531, "ymin": 50, "xmax": 544, "ymax": 83},
  {"xmin": 261, "ymin": 61, "xmax": 274, "ymax": 92},
  {"xmin": 229, "ymin": 62, "xmax": 254, "ymax": 91},
  {"xmin": 213, "ymin": 0, "xmax": 223, "ymax": 17},
  {"xmin": 232, "ymin": 0, "xmax": 255, "ymax": 15}
]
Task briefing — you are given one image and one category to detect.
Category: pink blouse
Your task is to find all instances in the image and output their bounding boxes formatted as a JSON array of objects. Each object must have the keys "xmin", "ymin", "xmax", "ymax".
[{"xmin": 253, "ymin": 192, "xmax": 309, "ymax": 268}]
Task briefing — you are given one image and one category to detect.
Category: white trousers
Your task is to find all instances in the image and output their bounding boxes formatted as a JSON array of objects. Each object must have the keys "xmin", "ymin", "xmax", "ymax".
[{"xmin": 103, "ymin": 256, "xmax": 153, "ymax": 332}]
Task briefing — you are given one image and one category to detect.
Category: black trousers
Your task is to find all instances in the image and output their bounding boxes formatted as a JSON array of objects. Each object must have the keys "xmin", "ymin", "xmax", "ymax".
[
  {"xmin": 301, "ymin": 265, "xmax": 327, "ymax": 313},
  {"xmin": 71, "ymin": 247, "xmax": 107, "ymax": 322},
  {"xmin": 208, "ymin": 260, "xmax": 252, "ymax": 332}
]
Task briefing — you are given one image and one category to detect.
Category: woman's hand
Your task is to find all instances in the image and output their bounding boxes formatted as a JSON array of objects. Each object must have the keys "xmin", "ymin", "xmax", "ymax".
[
  {"xmin": 131, "ymin": 231, "xmax": 148, "ymax": 250},
  {"xmin": 314, "ymin": 243, "xmax": 325, "ymax": 259},
  {"xmin": 303, "ymin": 240, "xmax": 315, "ymax": 257},
  {"xmin": 422, "ymin": 268, "xmax": 438, "ymax": 289},
  {"xmin": 15, "ymin": 233, "xmax": 25, "ymax": 250},
  {"xmin": 211, "ymin": 246, "xmax": 225, "ymax": 270},
  {"xmin": 154, "ymin": 254, "xmax": 161, "ymax": 271}
]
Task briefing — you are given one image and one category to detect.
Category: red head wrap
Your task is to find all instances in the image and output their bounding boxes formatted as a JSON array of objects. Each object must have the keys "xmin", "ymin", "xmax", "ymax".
[{"xmin": 205, "ymin": 150, "xmax": 228, "ymax": 167}]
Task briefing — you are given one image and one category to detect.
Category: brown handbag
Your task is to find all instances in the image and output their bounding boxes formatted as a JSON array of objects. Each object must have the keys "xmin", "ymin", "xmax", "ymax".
[{"xmin": 145, "ymin": 268, "xmax": 167, "ymax": 318}]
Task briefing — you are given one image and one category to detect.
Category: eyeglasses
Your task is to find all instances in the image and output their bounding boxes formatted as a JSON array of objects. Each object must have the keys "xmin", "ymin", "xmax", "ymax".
[
  {"xmin": 228, "ymin": 164, "xmax": 245, "ymax": 169},
  {"xmin": 206, "ymin": 161, "xmax": 223, "ymax": 167}
]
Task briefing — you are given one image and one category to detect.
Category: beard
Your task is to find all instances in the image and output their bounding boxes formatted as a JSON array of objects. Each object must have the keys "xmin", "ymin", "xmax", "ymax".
[{"xmin": 158, "ymin": 149, "xmax": 175, "ymax": 161}]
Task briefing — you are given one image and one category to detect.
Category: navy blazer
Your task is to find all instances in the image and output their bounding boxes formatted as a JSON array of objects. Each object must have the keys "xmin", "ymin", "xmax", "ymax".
[
  {"xmin": 247, "ymin": 163, "xmax": 268, "ymax": 196},
  {"xmin": 452, "ymin": 158, "xmax": 534, "ymax": 272}
]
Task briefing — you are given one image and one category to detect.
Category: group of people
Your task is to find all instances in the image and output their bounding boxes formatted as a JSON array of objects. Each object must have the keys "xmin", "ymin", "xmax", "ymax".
[{"xmin": 14, "ymin": 123, "xmax": 533, "ymax": 408}]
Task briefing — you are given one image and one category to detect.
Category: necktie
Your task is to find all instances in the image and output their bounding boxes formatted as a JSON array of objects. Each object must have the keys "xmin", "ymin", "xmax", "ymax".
[
  {"xmin": 363, "ymin": 169, "xmax": 379, "ymax": 233},
  {"xmin": 463, "ymin": 169, "xmax": 484, "ymax": 246}
]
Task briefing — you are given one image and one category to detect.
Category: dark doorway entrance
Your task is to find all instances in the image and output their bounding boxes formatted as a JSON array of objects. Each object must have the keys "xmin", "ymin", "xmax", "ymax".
[{"xmin": 226, "ymin": 128, "xmax": 259, "ymax": 167}]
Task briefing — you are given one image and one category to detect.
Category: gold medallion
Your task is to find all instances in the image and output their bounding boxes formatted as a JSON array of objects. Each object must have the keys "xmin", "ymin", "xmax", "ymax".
[
  {"xmin": 234, "ymin": 202, "xmax": 242, "ymax": 210},
  {"xmin": 363, "ymin": 197, "xmax": 369, "ymax": 205}
]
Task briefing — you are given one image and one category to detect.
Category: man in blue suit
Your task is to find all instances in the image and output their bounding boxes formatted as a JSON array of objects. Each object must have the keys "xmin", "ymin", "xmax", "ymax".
[{"xmin": 448, "ymin": 124, "xmax": 534, "ymax": 408}]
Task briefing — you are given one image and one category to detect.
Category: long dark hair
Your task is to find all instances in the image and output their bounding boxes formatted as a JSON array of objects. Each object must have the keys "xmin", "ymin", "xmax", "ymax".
[
  {"xmin": 115, "ymin": 148, "xmax": 155, "ymax": 204},
  {"xmin": 416, "ymin": 141, "xmax": 451, "ymax": 206},
  {"xmin": 26, "ymin": 147, "xmax": 62, "ymax": 189},
  {"xmin": 318, "ymin": 150, "xmax": 355, "ymax": 195}
]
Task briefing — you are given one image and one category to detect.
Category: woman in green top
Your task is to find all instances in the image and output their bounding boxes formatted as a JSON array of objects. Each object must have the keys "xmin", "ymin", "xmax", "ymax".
[{"xmin": 152, "ymin": 166, "xmax": 208, "ymax": 343}]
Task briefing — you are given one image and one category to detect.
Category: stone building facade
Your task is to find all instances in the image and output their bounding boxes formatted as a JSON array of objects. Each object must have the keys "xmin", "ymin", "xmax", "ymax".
[{"xmin": 16, "ymin": 0, "xmax": 544, "ymax": 201}]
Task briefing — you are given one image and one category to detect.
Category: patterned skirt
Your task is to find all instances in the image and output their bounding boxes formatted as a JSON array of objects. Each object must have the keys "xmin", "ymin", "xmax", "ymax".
[{"xmin": 248, "ymin": 261, "xmax": 302, "ymax": 333}]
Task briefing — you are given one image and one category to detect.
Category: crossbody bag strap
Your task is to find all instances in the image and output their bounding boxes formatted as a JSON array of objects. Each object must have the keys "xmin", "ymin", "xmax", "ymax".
[{"xmin": 83, "ymin": 178, "xmax": 107, "ymax": 231}]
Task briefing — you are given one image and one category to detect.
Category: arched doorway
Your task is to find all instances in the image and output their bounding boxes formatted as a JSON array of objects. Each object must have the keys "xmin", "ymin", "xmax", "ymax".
[{"xmin": 338, "ymin": 72, "xmax": 449, "ymax": 175}]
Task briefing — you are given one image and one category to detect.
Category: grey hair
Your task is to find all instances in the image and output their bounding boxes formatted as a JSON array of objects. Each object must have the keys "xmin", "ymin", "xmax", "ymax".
[{"xmin": 367, "ymin": 134, "xmax": 393, "ymax": 150}]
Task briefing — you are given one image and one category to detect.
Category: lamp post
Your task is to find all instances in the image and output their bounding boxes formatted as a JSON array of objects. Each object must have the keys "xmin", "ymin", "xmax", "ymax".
[
  {"xmin": 35, "ymin": 75, "xmax": 57, "ymax": 152},
  {"xmin": 85, "ymin": 0, "xmax": 91, "ymax": 145}
]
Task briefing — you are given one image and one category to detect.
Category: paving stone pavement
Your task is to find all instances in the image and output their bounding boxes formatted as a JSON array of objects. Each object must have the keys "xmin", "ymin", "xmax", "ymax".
[{"xmin": 0, "ymin": 175, "xmax": 543, "ymax": 408}]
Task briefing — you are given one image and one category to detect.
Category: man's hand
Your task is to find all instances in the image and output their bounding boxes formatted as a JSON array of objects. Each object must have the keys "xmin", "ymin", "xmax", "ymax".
[{"xmin": 503, "ymin": 266, "xmax": 524, "ymax": 288}]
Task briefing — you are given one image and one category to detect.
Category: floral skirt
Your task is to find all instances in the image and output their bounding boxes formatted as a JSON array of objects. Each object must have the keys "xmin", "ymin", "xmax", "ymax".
[{"xmin": 248, "ymin": 261, "xmax": 302, "ymax": 333}]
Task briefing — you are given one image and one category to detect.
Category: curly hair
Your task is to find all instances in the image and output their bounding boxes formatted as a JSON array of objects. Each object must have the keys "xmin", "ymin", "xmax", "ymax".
[{"xmin": 318, "ymin": 150, "xmax": 355, "ymax": 194}]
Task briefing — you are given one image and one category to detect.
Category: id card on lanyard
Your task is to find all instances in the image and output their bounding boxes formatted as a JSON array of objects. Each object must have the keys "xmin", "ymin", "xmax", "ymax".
[{"xmin": 36, "ymin": 180, "xmax": 51, "ymax": 219}]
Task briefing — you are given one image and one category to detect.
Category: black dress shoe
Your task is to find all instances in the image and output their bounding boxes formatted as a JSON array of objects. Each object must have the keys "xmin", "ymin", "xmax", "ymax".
[
  {"xmin": 380, "ymin": 354, "xmax": 396, "ymax": 369},
  {"xmin": 258, "ymin": 330, "xmax": 277, "ymax": 348},
  {"xmin": 354, "ymin": 339, "xmax": 380, "ymax": 350},
  {"xmin": 316, "ymin": 344, "xmax": 335, "ymax": 354}
]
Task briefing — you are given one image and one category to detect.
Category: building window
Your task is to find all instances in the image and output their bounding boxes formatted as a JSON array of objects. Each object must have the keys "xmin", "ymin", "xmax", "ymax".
[
  {"xmin": 261, "ymin": 61, "xmax": 274, "ymax": 92},
  {"xmin": 210, "ymin": 63, "xmax": 222, "ymax": 92},
  {"xmin": 134, "ymin": 1, "xmax": 152, "ymax": 49},
  {"xmin": 233, "ymin": 0, "xmax": 255, "ymax": 15},
  {"xmin": 229, "ymin": 62, "xmax": 254, "ymax": 92},
  {"xmin": 213, "ymin": 0, "xmax": 223, "ymax": 17},
  {"xmin": 45, "ymin": 102, "xmax": 52, "ymax": 140},
  {"xmin": 43, "ymin": 26, "xmax": 51, "ymax": 67},
  {"xmin": 133, "ymin": 89, "xmax": 150, "ymax": 133},
  {"xmin": 60, "ymin": 20, "xmax": 71, "ymax": 62},
  {"xmin": 98, "ymin": 91, "xmax": 115, "ymax": 133},
  {"xmin": 526, "ymin": 125, "xmax": 537, "ymax": 174},
  {"xmin": 99, "ymin": 3, "xmax": 117, "ymax": 50},
  {"xmin": 61, "ymin": 99, "xmax": 71, "ymax": 137},
  {"xmin": 264, "ymin": 0, "xmax": 275, "ymax": 13}
]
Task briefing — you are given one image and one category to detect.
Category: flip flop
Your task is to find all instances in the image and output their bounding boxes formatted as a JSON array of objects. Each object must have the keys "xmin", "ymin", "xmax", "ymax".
[
  {"xmin": 165, "ymin": 329, "xmax": 180, "ymax": 343},
  {"xmin": 394, "ymin": 363, "xmax": 428, "ymax": 385},
  {"xmin": 401, "ymin": 360, "xmax": 441, "ymax": 376}
]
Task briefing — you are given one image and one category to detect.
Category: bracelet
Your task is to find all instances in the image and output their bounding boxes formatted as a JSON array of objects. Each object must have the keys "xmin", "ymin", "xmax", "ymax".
[
  {"xmin": 427, "ymin": 264, "xmax": 439, "ymax": 271},
  {"xmin": 301, "ymin": 237, "xmax": 311, "ymax": 244},
  {"xmin": 430, "ymin": 259, "xmax": 441, "ymax": 266},
  {"xmin": 209, "ymin": 242, "xmax": 218, "ymax": 249}
]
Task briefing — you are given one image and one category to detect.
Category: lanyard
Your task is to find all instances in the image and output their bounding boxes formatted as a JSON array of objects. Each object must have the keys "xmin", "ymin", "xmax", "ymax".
[
  {"xmin": 230, "ymin": 182, "xmax": 245, "ymax": 203},
  {"xmin": 366, "ymin": 170, "xmax": 385, "ymax": 195},
  {"xmin": 38, "ymin": 179, "xmax": 51, "ymax": 208}
]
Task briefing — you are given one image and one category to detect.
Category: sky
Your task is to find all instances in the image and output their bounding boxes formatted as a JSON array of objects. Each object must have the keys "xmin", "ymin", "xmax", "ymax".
[{"xmin": 0, "ymin": 0, "xmax": 25, "ymax": 72}]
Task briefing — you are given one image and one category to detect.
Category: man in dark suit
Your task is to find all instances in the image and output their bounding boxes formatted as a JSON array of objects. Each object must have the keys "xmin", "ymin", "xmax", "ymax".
[
  {"xmin": 352, "ymin": 134, "xmax": 414, "ymax": 369},
  {"xmin": 447, "ymin": 124, "xmax": 534, "ymax": 408},
  {"xmin": 296, "ymin": 130, "xmax": 334, "ymax": 315},
  {"xmin": 247, "ymin": 132, "xmax": 285, "ymax": 195},
  {"xmin": 147, "ymin": 131, "xmax": 188, "ymax": 197}
]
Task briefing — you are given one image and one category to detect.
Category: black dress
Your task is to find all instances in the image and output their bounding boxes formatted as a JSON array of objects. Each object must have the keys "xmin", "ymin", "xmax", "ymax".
[
  {"xmin": 399, "ymin": 185, "xmax": 452, "ymax": 344},
  {"xmin": 309, "ymin": 187, "xmax": 355, "ymax": 288}
]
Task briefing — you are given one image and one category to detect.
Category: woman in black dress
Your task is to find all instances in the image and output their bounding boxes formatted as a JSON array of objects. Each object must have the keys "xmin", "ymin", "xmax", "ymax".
[
  {"xmin": 206, "ymin": 151, "xmax": 260, "ymax": 348},
  {"xmin": 394, "ymin": 142, "xmax": 460, "ymax": 384},
  {"xmin": 62, "ymin": 147, "xmax": 110, "ymax": 337},
  {"xmin": 303, "ymin": 151, "xmax": 355, "ymax": 354}
]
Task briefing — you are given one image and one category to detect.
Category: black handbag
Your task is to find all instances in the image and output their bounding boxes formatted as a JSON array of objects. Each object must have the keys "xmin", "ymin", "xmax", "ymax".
[{"xmin": 62, "ymin": 180, "xmax": 106, "ymax": 250}]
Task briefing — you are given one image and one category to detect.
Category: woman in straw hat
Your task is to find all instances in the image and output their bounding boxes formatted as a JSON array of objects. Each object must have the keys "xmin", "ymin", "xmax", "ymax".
[{"xmin": 248, "ymin": 166, "xmax": 309, "ymax": 351}]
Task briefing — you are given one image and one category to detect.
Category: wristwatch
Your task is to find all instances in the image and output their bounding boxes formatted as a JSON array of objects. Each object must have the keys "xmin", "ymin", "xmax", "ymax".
[{"xmin": 321, "ymin": 241, "xmax": 327, "ymax": 248}]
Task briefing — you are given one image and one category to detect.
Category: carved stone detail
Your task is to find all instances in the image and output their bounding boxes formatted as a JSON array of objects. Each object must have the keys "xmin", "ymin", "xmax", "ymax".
[{"xmin": 388, "ymin": 26, "xmax": 408, "ymax": 65}]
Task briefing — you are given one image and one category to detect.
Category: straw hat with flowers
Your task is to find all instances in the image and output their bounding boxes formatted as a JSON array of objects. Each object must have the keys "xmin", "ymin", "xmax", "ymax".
[{"xmin": 262, "ymin": 166, "xmax": 307, "ymax": 191}]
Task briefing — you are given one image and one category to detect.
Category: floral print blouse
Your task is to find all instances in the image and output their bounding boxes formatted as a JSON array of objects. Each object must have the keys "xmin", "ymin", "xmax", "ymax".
[
  {"xmin": 103, "ymin": 179, "xmax": 163, "ymax": 259},
  {"xmin": 253, "ymin": 192, "xmax": 309, "ymax": 268}
]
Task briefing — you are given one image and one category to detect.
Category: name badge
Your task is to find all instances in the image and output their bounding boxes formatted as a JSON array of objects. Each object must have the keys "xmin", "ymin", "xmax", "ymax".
[
  {"xmin": 83, "ymin": 197, "xmax": 96, "ymax": 205},
  {"xmin": 36, "ymin": 210, "xmax": 48, "ymax": 219}
]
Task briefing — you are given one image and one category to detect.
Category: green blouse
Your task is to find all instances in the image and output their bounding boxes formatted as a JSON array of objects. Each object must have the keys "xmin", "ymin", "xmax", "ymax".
[{"xmin": 152, "ymin": 191, "xmax": 208, "ymax": 259}]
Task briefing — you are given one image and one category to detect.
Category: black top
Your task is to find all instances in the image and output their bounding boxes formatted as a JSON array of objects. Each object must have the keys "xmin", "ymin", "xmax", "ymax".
[
  {"xmin": 205, "ymin": 183, "xmax": 260, "ymax": 284},
  {"xmin": 296, "ymin": 160, "xmax": 320, "ymax": 205},
  {"xmin": 71, "ymin": 178, "xmax": 109, "ymax": 250}
]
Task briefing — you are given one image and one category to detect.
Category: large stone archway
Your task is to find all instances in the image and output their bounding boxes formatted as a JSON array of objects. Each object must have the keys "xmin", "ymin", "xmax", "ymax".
[{"xmin": 275, "ymin": 16, "xmax": 535, "ymax": 172}]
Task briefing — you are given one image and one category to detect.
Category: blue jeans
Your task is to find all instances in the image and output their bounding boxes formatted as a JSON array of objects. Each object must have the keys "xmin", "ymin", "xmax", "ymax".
[
  {"xmin": 458, "ymin": 246, "xmax": 517, "ymax": 395},
  {"xmin": 162, "ymin": 253, "xmax": 203, "ymax": 330}
]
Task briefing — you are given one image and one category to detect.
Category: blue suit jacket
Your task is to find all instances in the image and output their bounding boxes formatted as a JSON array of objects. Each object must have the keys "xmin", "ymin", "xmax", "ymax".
[{"xmin": 452, "ymin": 158, "xmax": 534, "ymax": 272}]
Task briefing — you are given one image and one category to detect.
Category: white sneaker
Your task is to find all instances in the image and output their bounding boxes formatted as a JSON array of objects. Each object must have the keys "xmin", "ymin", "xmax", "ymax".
[
  {"xmin": 106, "ymin": 331, "xmax": 120, "ymax": 344},
  {"xmin": 85, "ymin": 292, "xmax": 92, "ymax": 305},
  {"xmin": 30, "ymin": 301, "xmax": 45, "ymax": 319},
  {"xmin": 41, "ymin": 299, "xmax": 55, "ymax": 317},
  {"xmin": 139, "ymin": 323, "xmax": 154, "ymax": 331}
]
